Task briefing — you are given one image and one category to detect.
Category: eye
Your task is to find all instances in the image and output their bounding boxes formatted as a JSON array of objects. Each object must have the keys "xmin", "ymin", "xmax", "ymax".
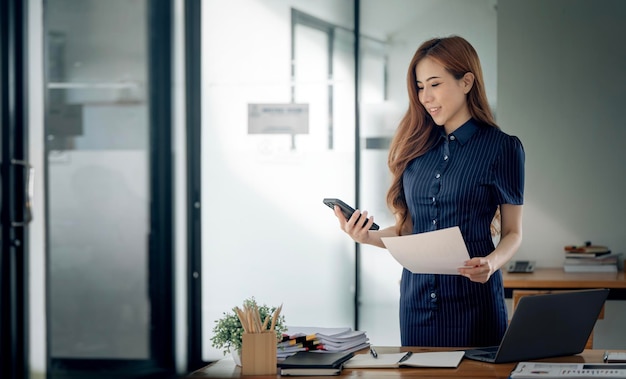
[
  {"xmin": 417, "ymin": 86, "xmax": 424, "ymax": 92},
  {"xmin": 431, "ymin": 82, "xmax": 440, "ymax": 87}
]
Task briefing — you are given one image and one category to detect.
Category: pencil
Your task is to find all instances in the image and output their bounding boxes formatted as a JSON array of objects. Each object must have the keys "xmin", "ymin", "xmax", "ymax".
[{"xmin": 270, "ymin": 304, "xmax": 283, "ymax": 331}]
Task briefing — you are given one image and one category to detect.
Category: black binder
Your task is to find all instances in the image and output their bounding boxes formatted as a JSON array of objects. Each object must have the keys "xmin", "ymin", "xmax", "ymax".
[{"xmin": 278, "ymin": 351, "xmax": 354, "ymax": 376}]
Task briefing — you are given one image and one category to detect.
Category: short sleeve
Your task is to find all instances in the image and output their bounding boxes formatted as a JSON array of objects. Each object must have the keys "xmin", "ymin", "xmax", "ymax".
[{"xmin": 492, "ymin": 135, "xmax": 525, "ymax": 205}]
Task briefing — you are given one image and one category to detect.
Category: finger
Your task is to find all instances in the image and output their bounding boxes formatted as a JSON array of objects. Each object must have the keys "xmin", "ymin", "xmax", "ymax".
[
  {"xmin": 347, "ymin": 209, "xmax": 363, "ymax": 227},
  {"xmin": 464, "ymin": 258, "xmax": 480, "ymax": 267},
  {"xmin": 333, "ymin": 205, "xmax": 346, "ymax": 221},
  {"xmin": 363, "ymin": 215, "xmax": 374, "ymax": 230},
  {"xmin": 359, "ymin": 211, "xmax": 370, "ymax": 228},
  {"xmin": 333, "ymin": 206, "xmax": 351, "ymax": 232}
]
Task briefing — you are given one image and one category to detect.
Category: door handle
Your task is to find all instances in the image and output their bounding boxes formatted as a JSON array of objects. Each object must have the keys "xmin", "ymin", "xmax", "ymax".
[{"xmin": 11, "ymin": 159, "xmax": 34, "ymax": 227}]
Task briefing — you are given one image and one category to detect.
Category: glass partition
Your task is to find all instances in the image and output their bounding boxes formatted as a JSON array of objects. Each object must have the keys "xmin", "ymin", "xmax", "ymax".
[
  {"xmin": 45, "ymin": 0, "xmax": 151, "ymax": 360},
  {"xmin": 201, "ymin": 0, "xmax": 356, "ymax": 361}
]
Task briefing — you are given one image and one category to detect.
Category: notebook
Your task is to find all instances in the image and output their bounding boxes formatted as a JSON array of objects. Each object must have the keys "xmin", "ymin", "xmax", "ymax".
[
  {"xmin": 278, "ymin": 351, "xmax": 354, "ymax": 376},
  {"xmin": 343, "ymin": 350, "xmax": 465, "ymax": 368},
  {"xmin": 464, "ymin": 288, "xmax": 609, "ymax": 364}
]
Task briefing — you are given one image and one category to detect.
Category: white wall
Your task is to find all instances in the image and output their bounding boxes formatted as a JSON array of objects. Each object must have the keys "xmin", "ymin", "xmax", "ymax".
[{"xmin": 497, "ymin": 0, "xmax": 626, "ymax": 348}]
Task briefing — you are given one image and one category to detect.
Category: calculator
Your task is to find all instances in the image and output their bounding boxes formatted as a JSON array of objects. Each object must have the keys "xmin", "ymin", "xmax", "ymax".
[{"xmin": 506, "ymin": 260, "xmax": 535, "ymax": 273}]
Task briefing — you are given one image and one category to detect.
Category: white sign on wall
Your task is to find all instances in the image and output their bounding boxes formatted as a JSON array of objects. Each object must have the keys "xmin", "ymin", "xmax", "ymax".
[{"xmin": 248, "ymin": 103, "xmax": 309, "ymax": 134}]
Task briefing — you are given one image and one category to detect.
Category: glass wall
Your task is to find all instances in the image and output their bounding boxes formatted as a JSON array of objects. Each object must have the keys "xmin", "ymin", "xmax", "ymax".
[{"xmin": 201, "ymin": 0, "xmax": 356, "ymax": 361}]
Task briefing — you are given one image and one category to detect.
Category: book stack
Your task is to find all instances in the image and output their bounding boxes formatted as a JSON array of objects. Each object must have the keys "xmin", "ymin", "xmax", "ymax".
[
  {"xmin": 563, "ymin": 243, "xmax": 620, "ymax": 273},
  {"xmin": 278, "ymin": 326, "xmax": 370, "ymax": 360}
]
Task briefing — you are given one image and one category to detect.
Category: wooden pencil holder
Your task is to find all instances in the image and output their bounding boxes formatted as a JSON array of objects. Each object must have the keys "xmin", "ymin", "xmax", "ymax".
[{"xmin": 241, "ymin": 332, "xmax": 277, "ymax": 375}]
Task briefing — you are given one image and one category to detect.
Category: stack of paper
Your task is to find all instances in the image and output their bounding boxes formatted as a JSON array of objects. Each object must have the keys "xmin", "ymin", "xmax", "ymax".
[
  {"xmin": 315, "ymin": 329, "xmax": 370, "ymax": 353},
  {"xmin": 277, "ymin": 332, "xmax": 323, "ymax": 358},
  {"xmin": 278, "ymin": 326, "xmax": 369, "ymax": 360}
]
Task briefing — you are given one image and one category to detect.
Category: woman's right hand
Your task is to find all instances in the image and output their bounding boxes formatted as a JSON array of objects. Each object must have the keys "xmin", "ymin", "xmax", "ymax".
[{"xmin": 333, "ymin": 205, "xmax": 375, "ymax": 244}]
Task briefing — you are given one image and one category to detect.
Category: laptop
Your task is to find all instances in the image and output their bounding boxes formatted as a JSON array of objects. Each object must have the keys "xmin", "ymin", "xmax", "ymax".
[{"xmin": 464, "ymin": 288, "xmax": 609, "ymax": 363}]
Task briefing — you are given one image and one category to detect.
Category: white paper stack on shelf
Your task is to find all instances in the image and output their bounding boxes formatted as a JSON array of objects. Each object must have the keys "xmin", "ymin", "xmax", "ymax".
[
  {"xmin": 278, "ymin": 326, "xmax": 369, "ymax": 360},
  {"xmin": 563, "ymin": 243, "xmax": 620, "ymax": 273}
]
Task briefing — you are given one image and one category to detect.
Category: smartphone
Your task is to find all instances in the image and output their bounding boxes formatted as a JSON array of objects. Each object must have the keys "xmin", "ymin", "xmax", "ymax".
[{"xmin": 323, "ymin": 198, "xmax": 380, "ymax": 230}]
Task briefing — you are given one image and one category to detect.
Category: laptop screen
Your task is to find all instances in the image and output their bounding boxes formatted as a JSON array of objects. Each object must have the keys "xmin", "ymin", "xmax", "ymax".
[{"xmin": 465, "ymin": 289, "xmax": 609, "ymax": 363}]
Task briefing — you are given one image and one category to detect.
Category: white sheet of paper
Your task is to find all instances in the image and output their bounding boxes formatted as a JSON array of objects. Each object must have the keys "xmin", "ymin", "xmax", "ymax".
[{"xmin": 381, "ymin": 226, "xmax": 470, "ymax": 275}]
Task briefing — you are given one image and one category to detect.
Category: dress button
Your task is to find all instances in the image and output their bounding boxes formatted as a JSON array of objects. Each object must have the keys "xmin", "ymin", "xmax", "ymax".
[
  {"xmin": 432, "ymin": 197, "xmax": 436, "ymax": 203},
  {"xmin": 432, "ymin": 219, "xmax": 437, "ymax": 225},
  {"xmin": 435, "ymin": 173, "xmax": 441, "ymax": 179},
  {"xmin": 430, "ymin": 293, "xmax": 437, "ymax": 299},
  {"xmin": 449, "ymin": 135, "xmax": 456, "ymax": 141},
  {"xmin": 444, "ymin": 155, "xmax": 448, "ymax": 160}
]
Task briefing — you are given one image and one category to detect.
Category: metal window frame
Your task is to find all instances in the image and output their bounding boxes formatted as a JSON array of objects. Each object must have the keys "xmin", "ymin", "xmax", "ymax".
[{"xmin": 1, "ymin": 0, "xmax": 30, "ymax": 378}]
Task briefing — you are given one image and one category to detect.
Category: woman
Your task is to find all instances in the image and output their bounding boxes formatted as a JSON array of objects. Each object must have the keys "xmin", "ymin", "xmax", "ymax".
[{"xmin": 334, "ymin": 36, "xmax": 524, "ymax": 347}]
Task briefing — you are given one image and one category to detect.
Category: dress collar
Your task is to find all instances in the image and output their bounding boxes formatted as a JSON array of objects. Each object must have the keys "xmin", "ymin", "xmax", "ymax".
[{"xmin": 440, "ymin": 119, "xmax": 479, "ymax": 146}]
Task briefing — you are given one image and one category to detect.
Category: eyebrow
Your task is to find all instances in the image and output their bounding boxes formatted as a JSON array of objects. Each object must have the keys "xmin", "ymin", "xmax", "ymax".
[{"xmin": 416, "ymin": 76, "xmax": 442, "ymax": 84}]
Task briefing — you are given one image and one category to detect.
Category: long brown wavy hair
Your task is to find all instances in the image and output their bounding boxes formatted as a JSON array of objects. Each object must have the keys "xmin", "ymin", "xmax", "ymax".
[{"xmin": 386, "ymin": 36, "xmax": 499, "ymax": 235}]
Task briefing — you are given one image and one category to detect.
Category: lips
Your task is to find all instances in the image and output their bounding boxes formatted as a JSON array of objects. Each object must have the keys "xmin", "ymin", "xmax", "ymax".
[{"xmin": 428, "ymin": 107, "xmax": 441, "ymax": 115}]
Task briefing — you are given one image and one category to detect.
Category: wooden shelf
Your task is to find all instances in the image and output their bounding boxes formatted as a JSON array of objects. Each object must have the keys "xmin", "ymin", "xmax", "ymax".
[{"xmin": 503, "ymin": 268, "xmax": 626, "ymax": 289}]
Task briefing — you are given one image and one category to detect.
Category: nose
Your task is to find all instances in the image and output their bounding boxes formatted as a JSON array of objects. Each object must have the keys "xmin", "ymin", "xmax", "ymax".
[{"xmin": 419, "ymin": 86, "xmax": 432, "ymax": 104}]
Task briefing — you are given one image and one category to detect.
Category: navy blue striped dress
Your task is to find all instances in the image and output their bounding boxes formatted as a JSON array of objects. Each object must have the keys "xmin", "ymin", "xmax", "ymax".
[{"xmin": 399, "ymin": 118, "xmax": 525, "ymax": 347}]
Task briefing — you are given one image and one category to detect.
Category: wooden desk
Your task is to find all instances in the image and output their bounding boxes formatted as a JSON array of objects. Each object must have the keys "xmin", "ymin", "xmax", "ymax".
[
  {"xmin": 186, "ymin": 347, "xmax": 617, "ymax": 378},
  {"xmin": 502, "ymin": 268, "xmax": 626, "ymax": 299}
]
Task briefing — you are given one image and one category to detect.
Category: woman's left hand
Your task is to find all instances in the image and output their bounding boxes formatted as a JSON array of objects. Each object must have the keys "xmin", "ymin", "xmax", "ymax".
[{"xmin": 458, "ymin": 257, "xmax": 494, "ymax": 283}]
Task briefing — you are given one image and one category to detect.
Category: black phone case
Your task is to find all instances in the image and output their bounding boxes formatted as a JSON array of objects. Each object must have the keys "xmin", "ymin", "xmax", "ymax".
[{"xmin": 323, "ymin": 198, "xmax": 380, "ymax": 230}]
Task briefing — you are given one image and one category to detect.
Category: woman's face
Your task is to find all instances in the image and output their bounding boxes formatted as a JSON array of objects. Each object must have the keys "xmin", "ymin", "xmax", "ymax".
[{"xmin": 415, "ymin": 57, "xmax": 472, "ymax": 132}]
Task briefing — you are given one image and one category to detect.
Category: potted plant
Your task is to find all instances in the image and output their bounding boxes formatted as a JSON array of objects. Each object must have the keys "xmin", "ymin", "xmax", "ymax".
[{"xmin": 211, "ymin": 297, "xmax": 287, "ymax": 365}]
